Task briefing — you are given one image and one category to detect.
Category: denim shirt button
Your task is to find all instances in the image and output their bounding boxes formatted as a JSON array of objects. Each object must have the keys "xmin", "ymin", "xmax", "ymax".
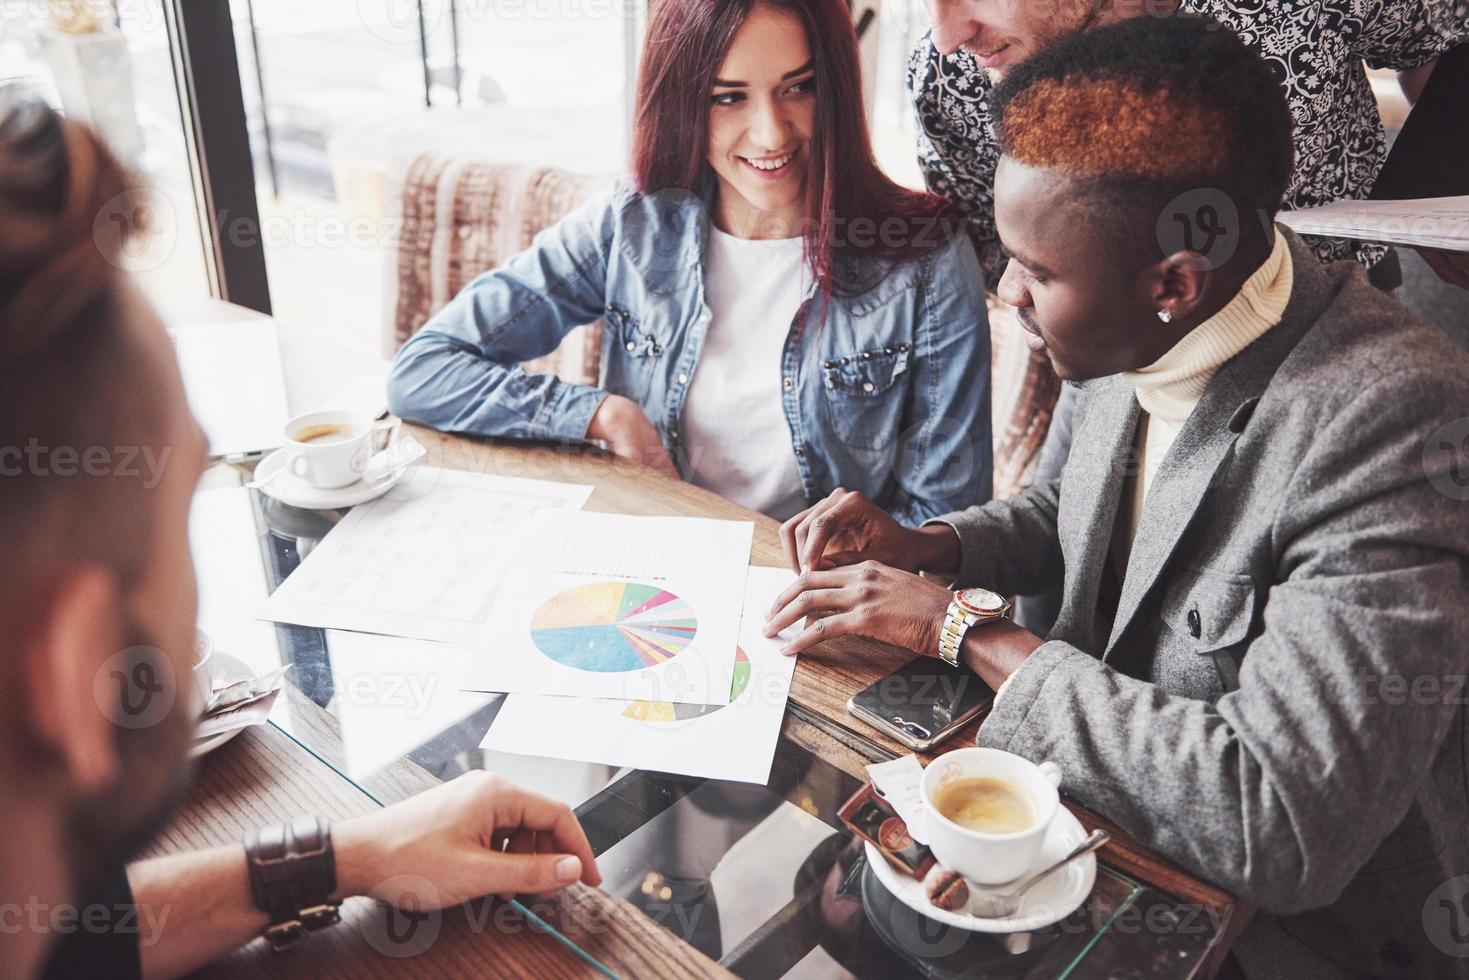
[
  {"xmin": 793, "ymin": 444, "xmax": 804, "ymax": 456},
  {"xmin": 651, "ymin": 344, "xmax": 663, "ymax": 354},
  {"xmin": 677, "ymin": 372, "xmax": 689, "ymax": 385},
  {"xmin": 782, "ymin": 377, "xmax": 794, "ymax": 390},
  {"xmin": 625, "ymin": 341, "xmax": 636, "ymax": 352},
  {"xmin": 862, "ymin": 381, "xmax": 875, "ymax": 392}
]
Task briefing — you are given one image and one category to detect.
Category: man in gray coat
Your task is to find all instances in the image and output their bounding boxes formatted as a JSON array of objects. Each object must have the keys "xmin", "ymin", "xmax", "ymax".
[{"xmin": 764, "ymin": 18, "xmax": 1469, "ymax": 978}]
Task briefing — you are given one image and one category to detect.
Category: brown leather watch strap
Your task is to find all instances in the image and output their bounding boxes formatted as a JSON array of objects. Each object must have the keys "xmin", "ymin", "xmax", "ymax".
[{"xmin": 244, "ymin": 815, "xmax": 341, "ymax": 950}]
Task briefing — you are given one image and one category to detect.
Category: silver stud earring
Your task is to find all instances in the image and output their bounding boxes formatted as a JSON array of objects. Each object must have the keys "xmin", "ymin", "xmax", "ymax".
[{"xmin": 1156, "ymin": 309, "xmax": 1172, "ymax": 323}]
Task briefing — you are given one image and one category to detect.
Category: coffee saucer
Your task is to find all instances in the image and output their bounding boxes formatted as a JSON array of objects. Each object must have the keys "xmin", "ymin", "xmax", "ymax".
[
  {"xmin": 252, "ymin": 448, "xmax": 408, "ymax": 510},
  {"xmin": 863, "ymin": 806, "xmax": 1096, "ymax": 934}
]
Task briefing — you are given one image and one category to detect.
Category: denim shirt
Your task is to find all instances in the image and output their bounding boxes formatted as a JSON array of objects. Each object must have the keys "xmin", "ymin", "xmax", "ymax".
[{"xmin": 386, "ymin": 178, "xmax": 992, "ymax": 524}]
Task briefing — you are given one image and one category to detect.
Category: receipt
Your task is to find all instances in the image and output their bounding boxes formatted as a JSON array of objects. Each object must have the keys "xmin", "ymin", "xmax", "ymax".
[{"xmin": 867, "ymin": 754, "xmax": 928, "ymax": 844}]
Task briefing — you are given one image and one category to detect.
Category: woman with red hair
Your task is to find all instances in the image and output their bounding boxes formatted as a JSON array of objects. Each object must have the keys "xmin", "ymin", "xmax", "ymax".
[{"xmin": 389, "ymin": 0, "xmax": 991, "ymax": 523}]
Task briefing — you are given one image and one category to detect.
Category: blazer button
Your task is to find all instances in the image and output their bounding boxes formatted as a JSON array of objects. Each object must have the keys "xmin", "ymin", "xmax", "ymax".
[{"xmin": 1187, "ymin": 609, "xmax": 1202, "ymax": 638}]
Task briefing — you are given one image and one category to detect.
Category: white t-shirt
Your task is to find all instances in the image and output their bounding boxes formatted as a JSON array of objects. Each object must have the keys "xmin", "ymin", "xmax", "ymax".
[{"xmin": 681, "ymin": 227, "xmax": 808, "ymax": 520}]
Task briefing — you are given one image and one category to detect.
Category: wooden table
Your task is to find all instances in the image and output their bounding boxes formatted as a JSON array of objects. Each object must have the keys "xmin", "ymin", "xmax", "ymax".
[{"xmin": 164, "ymin": 412, "xmax": 1248, "ymax": 975}]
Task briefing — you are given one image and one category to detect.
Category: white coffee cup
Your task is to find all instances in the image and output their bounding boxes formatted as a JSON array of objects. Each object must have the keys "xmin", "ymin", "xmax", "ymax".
[
  {"xmin": 282, "ymin": 410, "xmax": 382, "ymax": 489},
  {"xmin": 921, "ymin": 747, "xmax": 1064, "ymax": 886},
  {"xmin": 192, "ymin": 628, "xmax": 214, "ymax": 715}
]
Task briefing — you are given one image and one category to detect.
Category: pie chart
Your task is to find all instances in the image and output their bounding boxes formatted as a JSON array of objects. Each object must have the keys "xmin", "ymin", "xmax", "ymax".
[
  {"xmin": 622, "ymin": 646, "xmax": 751, "ymax": 723},
  {"xmin": 530, "ymin": 582, "xmax": 698, "ymax": 673}
]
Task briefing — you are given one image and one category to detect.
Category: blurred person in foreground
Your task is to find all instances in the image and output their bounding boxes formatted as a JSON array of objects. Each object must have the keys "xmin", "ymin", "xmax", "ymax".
[{"xmin": 0, "ymin": 91, "xmax": 600, "ymax": 980}]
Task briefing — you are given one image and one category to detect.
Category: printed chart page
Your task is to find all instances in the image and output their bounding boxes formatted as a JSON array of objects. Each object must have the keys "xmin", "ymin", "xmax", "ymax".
[
  {"xmin": 463, "ymin": 510, "xmax": 755, "ymax": 706},
  {"xmin": 481, "ymin": 566, "xmax": 800, "ymax": 785},
  {"xmin": 258, "ymin": 471, "xmax": 593, "ymax": 644}
]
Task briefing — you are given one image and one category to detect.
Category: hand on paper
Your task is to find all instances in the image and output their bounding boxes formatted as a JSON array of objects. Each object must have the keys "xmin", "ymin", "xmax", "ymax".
[
  {"xmin": 1416, "ymin": 248, "xmax": 1469, "ymax": 290},
  {"xmin": 586, "ymin": 394, "xmax": 679, "ymax": 478},
  {"xmin": 778, "ymin": 488, "xmax": 959, "ymax": 575},
  {"xmin": 333, "ymin": 771, "xmax": 602, "ymax": 906},
  {"xmin": 762, "ymin": 561, "xmax": 952, "ymax": 658}
]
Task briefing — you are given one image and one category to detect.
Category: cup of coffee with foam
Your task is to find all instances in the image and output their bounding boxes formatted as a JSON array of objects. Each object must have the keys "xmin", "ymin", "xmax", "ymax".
[
  {"xmin": 282, "ymin": 410, "xmax": 381, "ymax": 489},
  {"xmin": 921, "ymin": 747, "xmax": 1063, "ymax": 885}
]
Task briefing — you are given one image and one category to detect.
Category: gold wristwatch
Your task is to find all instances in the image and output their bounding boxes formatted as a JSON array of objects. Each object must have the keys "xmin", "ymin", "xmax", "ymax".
[{"xmin": 937, "ymin": 588, "xmax": 1012, "ymax": 666}]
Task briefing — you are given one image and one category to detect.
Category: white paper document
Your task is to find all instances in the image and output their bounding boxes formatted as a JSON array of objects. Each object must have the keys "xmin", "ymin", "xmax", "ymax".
[
  {"xmin": 1278, "ymin": 196, "xmax": 1469, "ymax": 250},
  {"xmin": 325, "ymin": 631, "xmax": 496, "ymax": 780},
  {"xmin": 257, "ymin": 471, "xmax": 594, "ymax": 644},
  {"xmin": 462, "ymin": 510, "xmax": 756, "ymax": 705},
  {"xmin": 168, "ymin": 320, "xmax": 290, "ymax": 458},
  {"xmin": 481, "ymin": 566, "xmax": 800, "ymax": 785}
]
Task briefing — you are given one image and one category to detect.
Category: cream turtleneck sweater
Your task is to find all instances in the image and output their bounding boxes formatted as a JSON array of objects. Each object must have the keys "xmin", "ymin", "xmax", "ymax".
[{"xmin": 1114, "ymin": 231, "xmax": 1294, "ymax": 564}]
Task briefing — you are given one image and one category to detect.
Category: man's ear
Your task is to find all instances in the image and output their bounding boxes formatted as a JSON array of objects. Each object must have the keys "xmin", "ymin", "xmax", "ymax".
[
  {"xmin": 1152, "ymin": 250, "xmax": 1213, "ymax": 322},
  {"xmin": 21, "ymin": 566, "xmax": 125, "ymax": 793}
]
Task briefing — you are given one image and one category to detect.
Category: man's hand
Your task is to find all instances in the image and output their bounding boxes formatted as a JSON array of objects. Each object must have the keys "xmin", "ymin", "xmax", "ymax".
[
  {"xmin": 778, "ymin": 488, "xmax": 960, "ymax": 575},
  {"xmin": 586, "ymin": 394, "xmax": 678, "ymax": 478},
  {"xmin": 1416, "ymin": 248, "xmax": 1469, "ymax": 290},
  {"xmin": 762, "ymin": 561, "xmax": 954, "ymax": 657},
  {"xmin": 334, "ymin": 771, "xmax": 602, "ymax": 907}
]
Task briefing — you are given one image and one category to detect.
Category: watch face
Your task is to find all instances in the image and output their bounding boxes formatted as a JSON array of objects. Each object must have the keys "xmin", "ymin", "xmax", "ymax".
[{"xmin": 956, "ymin": 588, "xmax": 1007, "ymax": 616}]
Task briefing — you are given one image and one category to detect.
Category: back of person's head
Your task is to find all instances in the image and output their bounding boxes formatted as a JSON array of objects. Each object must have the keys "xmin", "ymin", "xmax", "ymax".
[
  {"xmin": 0, "ymin": 87, "xmax": 164, "ymax": 629},
  {"xmin": 993, "ymin": 14, "xmax": 1294, "ymax": 263},
  {"xmin": 0, "ymin": 89, "xmax": 200, "ymax": 887}
]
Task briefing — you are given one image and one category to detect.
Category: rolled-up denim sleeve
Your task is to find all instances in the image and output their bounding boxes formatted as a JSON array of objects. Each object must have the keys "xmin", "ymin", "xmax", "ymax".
[
  {"xmin": 889, "ymin": 232, "xmax": 992, "ymax": 526},
  {"xmin": 386, "ymin": 189, "xmax": 619, "ymax": 442}
]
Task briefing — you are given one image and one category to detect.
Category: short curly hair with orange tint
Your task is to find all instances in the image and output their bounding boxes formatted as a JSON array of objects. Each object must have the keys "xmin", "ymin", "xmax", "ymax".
[{"xmin": 993, "ymin": 15, "xmax": 1293, "ymax": 259}]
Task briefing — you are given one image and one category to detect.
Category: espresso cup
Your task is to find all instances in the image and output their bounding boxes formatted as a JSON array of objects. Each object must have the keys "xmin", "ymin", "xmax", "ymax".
[
  {"xmin": 192, "ymin": 628, "xmax": 214, "ymax": 715},
  {"xmin": 282, "ymin": 410, "xmax": 379, "ymax": 489},
  {"xmin": 921, "ymin": 747, "xmax": 1063, "ymax": 886}
]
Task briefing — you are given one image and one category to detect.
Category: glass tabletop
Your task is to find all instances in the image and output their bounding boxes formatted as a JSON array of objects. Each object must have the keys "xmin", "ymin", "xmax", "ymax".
[{"xmin": 190, "ymin": 480, "xmax": 1222, "ymax": 978}]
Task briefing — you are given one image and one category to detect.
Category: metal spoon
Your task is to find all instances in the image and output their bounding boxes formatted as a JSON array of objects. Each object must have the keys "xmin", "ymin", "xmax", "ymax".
[{"xmin": 969, "ymin": 829, "xmax": 1110, "ymax": 919}]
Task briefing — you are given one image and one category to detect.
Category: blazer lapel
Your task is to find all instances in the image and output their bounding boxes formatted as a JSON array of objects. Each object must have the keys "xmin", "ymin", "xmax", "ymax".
[
  {"xmin": 1056, "ymin": 379, "xmax": 1139, "ymax": 651},
  {"xmin": 1101, "ymin": 232, "xmax": 1329, "ymax": 657}
]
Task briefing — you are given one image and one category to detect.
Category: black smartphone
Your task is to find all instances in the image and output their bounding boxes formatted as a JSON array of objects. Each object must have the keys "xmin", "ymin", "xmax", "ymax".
[{"xmin": 846, "ymin": 657, "xmax": 994, "ymax": 751}]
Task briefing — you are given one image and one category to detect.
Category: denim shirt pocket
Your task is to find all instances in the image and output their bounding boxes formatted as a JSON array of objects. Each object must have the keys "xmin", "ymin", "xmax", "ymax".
[
  {"xmin": 820, "ymin": 343, "xmax": 913, "ymax": 451},
  {"xmin": 602, "ymin": 303, "xmax": 666, "ymax": 403}
]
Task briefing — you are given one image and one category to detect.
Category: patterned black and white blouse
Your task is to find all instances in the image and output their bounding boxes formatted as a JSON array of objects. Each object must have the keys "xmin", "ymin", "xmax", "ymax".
[{"xmin": 908, "ymin": 2, "xmax": 1469, "ymax": 281}]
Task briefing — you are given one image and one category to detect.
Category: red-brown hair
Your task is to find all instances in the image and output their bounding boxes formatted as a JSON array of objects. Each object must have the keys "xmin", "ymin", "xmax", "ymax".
[{"xmin": 631, "ymin": 0, "xmax": 964, "ymax": 294}]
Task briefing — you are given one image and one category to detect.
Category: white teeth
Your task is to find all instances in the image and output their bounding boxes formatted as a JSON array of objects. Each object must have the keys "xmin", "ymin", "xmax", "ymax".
[{"xmin": 746, "ymin": 153, "xmax": 793, "ymax": 172}]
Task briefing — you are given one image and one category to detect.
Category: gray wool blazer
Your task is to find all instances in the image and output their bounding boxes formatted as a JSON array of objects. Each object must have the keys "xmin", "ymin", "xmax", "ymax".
[{"xmin": 935, "ymin": 230, "xmax": 1469, "ymax": 978}]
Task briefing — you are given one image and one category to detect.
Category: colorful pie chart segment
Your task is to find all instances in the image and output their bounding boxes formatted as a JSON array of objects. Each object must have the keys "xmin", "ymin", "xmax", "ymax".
[
  {"xmin": 530, "ymin": 582, "xmax": 697, "ymax": 673},
  {"xmin": 622, "ymin": 646, "xmax": 751, "ymax": 723}
]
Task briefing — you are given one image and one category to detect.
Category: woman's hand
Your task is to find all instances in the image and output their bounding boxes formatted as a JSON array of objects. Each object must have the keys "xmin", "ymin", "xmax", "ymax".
[
  {"xmin": 778, "ymin": 488, "xmax": 960, "ymax": 575},
  {"xmin": 586, "ymin": 394, "xmax": 678, "ymax": 478},
  {"xmin": 762, "ymin": 561, "xmax": 954, "ymax": 658},
  {"xmin": 334, "ymin": 771, "xmax": 603, "ymax": 907}
]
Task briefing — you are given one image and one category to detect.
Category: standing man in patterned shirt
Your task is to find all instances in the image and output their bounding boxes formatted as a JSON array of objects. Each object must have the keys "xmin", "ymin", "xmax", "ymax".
[{"xmin": 909, "ymin": 0, "xmax": 1469, "ymax": 290}]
